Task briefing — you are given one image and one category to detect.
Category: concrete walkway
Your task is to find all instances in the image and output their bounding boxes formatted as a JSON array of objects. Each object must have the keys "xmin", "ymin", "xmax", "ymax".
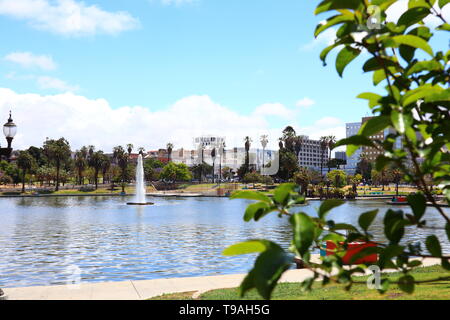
[
  {"xmin": 3, "ymin": 269, "xmax": 315, "ymax": 300},
  {"xmin": 3, "ymin": 258, "xmax": 441, "ymax": 300}
]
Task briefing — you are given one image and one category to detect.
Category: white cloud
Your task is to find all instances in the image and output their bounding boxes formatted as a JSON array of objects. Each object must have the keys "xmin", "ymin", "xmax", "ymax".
[
  {"xmin": 160, "ymin": 0, "xmax": 197, "ymax": 5},
  {"xmin": 0, "ymin": 89, "xmax": 272, "ymax": 151},
  {"xmin": 0, "ymin": 89, "xmax": 347, "ymax": 154},
  {"xmin": 252, "ymin": 103, "xmax": 294, "ymax": 120},
  {"xmin": 0, "ymin": 0, "xmax": 139, "ymax": 36},
  {"xmin": 301, "ymin": 27, "xmax": 336, "ymax": 51},
  {"xmin": 37, "ymin": 76, "xmax": 79, "ymax": 92},
  {"xmin": 298, "ymin": 117, "xmax": 345, "ymax": 141},
  {"xmin": 296, "ymin": 97, "xmax": 315, "ymax": 108},
  {"xmin": 4, "ymin": 52, "xmax": 57, "ymax": 70}
]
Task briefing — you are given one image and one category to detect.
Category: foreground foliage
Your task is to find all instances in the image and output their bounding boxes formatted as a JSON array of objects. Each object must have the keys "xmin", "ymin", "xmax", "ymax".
[{"xmin": 224, "ymin": 0, "xmax": 450, "ymax": 299}]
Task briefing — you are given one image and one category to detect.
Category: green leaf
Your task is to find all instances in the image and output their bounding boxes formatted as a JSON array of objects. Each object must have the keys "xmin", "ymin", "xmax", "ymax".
[
  {"xmin": 398, "ymin": 275, "xmax": 415, "ymax": 294},
  {"xmin": 336, "ymin": 46, "xmax": 360, "ymax": 77},
  {"xmin": 384, "ymin": 210, "xmax": 406, "ymax": 244},
  {"xmin": 318, "ymin": 199, "xmax": 345, "ymax": 220},
  {"xmin": 402, "ymin": 84, "xmax": 444, "ymax": 106},
  {"xmin": 315, "ymin": 0, "xmax": 362, "ymax": 14},
  {"xmin": 391, "ymin": 111, "xmax": 413, "ymax": 134},
  {"xmin": 359, "ymin": 116, "xmax": 391, "ymax": 137},
  {"xmin": 273, "ymin": 183, "xmax": 296, "ymax": 205},
  {"xmin": 398, "ymin": 7, "xmax": 430, "ymax": 27},
  {"xmin": 407, "ymin": 193, "xmax": 426, "ymax": 221},
  {"xmin": 223, "ymin": 240, "xmax": 277, "ymax": 256},
  {"xmin": 442, "ymin": 258, "xmax": 450, "ymax": 270},
  {"xmin": 384, "ymin": 35, "xmax": 434, "ymax": 56},
  {"xmin": 358, "ymin": 209, "xmax": 379, "ymax": 231},
  {"xmin": 244, "ymin": 202, "xmax": 272, "ymax": 222},
  {"xmin": 436, "ymin": 23, "xmax": 450, "ymax": 31},
  {"xmin": 231, "ymin": 190, "xmax": 271, "ymax": 203},
  {"xmin": 373, "ymin": 69, "xmax": 387, "ymax": 85},
  {"xmin": 439, "ymin": 0, "xmax": 450, "ymax": 9},
  {"xmin": 330, "ymin": 223, "xmax": 358, "ymax": 232},
  {"xmin": 239, "ymin": 245, "xmax": 293, "ymax": 299},
  {"xmin": 406, "ymin": 60, "xmax": 443, "ymax": 76},
  {"xmin": 290, "ymin": 213, "xmax": 315, "ymax": 256},
  {"xmin": 357, "ymin": 92, "xmax": 382, "ymax": 108},
  {"xmin": 425, "ymin": 235, "xmax": 442, "ymax": 257},
  {"xmin": 315, "ymin": 14, "xmax": 354, "ymax": 37},
  {"xmin": 334, "ymin": 135, "xmax": 375, "ymax": 157}
]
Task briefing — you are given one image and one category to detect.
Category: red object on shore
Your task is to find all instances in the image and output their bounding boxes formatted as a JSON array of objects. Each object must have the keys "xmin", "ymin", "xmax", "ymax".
[
  {"xmin": 395, "ymin": 196, "xmax": 408, "ymax": 203},
  {"xmin": 326, "ymin": 241, "xmax": 378, "ymax": 265}
]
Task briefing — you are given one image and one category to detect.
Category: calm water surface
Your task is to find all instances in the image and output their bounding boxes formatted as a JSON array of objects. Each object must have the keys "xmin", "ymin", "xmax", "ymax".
[{"xmin": 0, "ymin": 196, "xmax": 448, "ymax": 288}]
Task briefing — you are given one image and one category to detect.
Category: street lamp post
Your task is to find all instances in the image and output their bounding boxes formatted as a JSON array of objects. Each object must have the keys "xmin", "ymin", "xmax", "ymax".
[
  {"xmin": 0, "ymin": 111, "xmax": 16, "ymax": 300},
  {"xmin": 260, "ymin": 135, "xmax": 268, "ymax": 176},
  {"xmin": 0, "ymin": 111, "xmax": 17, "ymax": 162}
]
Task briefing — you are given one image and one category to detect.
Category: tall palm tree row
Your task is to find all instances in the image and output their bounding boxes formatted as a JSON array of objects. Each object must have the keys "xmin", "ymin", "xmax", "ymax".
[{"xmin": 43, "ymin": 138, "xmax": 71, "ymax": 191}]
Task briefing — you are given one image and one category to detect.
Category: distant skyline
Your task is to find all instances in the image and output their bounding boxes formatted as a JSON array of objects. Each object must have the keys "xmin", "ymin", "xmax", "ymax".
[{"xmin": 0, "ymin": 0, "xmax": 448, "ymax": 152}]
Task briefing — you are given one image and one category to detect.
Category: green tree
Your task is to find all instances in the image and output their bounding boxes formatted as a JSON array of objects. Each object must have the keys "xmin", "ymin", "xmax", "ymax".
[
  {"xmin": 327, "ymin": 169, "xmax": 347, "ymax": 188},
  {"xmin": 17, "ymin": 151, "xmax": 36, "ymax": 193},
  {"xmin": 225, "ymin": 1, "xmax": 450, "ymax": 299},
  {"xmin": 293, "ymin": 167, "xmax": 311, "ymax": 196},
  {"xmin": 43, "ymin": 138, "xmax": 71, "ymax": 191},
  {"xmin": 160, "ymin": 162, "xmax": 192, "ymax": 183},
  {"xmin": 242, "ymin": 172, "xmax": 263, "ymax": 184},
  {"xmin": 277, "ymin": 149, "xmax": 299, "ymax": 181}
]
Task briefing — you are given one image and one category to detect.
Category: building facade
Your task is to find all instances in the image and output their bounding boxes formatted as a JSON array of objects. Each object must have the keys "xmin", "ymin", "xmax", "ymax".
[{"xmin": 297, "ymin": 136, "xmax": 329, "ymax": 174}]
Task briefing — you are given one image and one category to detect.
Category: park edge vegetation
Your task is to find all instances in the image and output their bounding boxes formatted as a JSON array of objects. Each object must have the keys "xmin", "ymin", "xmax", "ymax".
[{"xmin": 223, "ymin": 0, "xmax": 450, "ymax": 299}]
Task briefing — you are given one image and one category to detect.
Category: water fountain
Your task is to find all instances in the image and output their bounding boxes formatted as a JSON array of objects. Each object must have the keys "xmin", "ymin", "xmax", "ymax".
[{"xmin": 127, "ymin": 154, "xmax": 154, "ymax": 205}]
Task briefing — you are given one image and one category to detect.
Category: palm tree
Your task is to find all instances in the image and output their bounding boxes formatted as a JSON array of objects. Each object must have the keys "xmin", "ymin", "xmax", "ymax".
[
  {"xmin": 17, "ymin": 151, "xmax": 35, "ymax": 193},
  {"xmin": 211, "ymin": 148, "xmax": 217, "ymax": 183},
  {"xmin": 126, "ymin": 144, "xmax": 134, "ymax": 155},
  {"xmin": 294, "ymin": 135, "xmax": 304, "ymax": 162},
  {"xmin": 319, "ymin": 136, "xmax": 328, "ymax": 177},
  {"xmin": 244, "ymin": 136, "xmax": 252, "ymax": 171},
  {"xmin": 327, "ymin": 135, "xmax": 337, "ymax": 173},
  {"xmin": 89, "ymin": 150, "xmax": 106, "ymax": 190},
  {"xmin": 113, "ymin": 146, "xmax": 128, "ymax": 193},
  {"xmin": 74, "ymin": 150, "xmax": 87, "ymax": 185},
  {"xmin": 43, "ymin": 138, "xmax": 71, "ymax": 191},
  {"xmin": 391, "ymin": 168, "xmax": 402, "ymax": 196},
  {"xmin": 101, "ymin": 156, "xmax": 111, "ymax": 184},
  {"xmin": 167, "ymin": 143, "xmax": 174, "ymax": 162}
]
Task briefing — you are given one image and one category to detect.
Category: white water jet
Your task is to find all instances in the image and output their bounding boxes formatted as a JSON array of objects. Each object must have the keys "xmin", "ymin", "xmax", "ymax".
[{"xmin": 134, "ymin": 154, "xmax": 146, "ymax": 204}]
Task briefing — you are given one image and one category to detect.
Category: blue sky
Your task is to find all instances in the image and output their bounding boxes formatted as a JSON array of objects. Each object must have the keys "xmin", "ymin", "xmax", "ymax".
[{"xmin": 0, "ymin": 0, "xmax": 447, "ymax": 151}]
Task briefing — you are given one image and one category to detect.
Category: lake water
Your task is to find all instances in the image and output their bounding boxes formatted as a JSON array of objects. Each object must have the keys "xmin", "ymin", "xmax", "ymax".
[{"xmin": 0, "ymin": 196, "xmax": 449, "ymax": 288}]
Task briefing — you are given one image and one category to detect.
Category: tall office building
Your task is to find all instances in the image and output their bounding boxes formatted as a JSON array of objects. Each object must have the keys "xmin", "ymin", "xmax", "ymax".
[{"xmin": 345, "ymin": 122, "xmax": 362, "ymax": 174}]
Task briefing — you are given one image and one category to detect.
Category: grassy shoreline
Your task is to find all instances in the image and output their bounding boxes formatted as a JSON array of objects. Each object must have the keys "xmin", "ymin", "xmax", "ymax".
[{"xmin": 151, "ymin": 265, "xmax": 450, "ymax": 300}]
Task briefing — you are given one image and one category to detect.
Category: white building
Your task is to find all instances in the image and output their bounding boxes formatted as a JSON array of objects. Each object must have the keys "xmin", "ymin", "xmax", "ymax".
[{"xmin": 297, "ymin": 136, "xmax": 329, "ymax": 174}]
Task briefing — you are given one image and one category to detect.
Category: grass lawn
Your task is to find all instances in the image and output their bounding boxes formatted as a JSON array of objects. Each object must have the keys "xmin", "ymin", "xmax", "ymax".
[{"xmin": 150, "ymin": 265, "xmax": 450, "ymax": 300}]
